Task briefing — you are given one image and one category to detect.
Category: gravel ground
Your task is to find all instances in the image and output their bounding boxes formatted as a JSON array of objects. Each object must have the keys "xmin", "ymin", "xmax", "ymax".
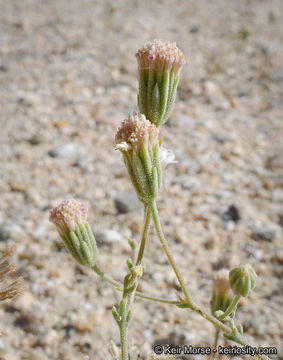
[{"xmin": 0, "ymin": 0, "xmax": 282, "ymax": 359}]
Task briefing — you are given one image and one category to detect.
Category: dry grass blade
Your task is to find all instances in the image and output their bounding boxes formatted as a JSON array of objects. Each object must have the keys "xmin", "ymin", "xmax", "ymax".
[
  {"xmin": 0, "ymin": 276, "xmax": 24, "ymax": 301},
  {"xmin": 0, "ymin": 247, "xmax": 23, "ymax": 301}
]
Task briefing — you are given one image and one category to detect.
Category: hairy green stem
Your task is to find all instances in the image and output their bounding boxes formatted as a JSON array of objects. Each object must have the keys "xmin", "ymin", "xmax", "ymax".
[
  {"xmin": 218, "ymin": 294, "xmax": 241, "ymax": 320},
  {"xmin": 92, "ymin": 263, "xmax": 121, "ymax": 288},
  {"xmin": 136, "ymin": 205, "xmax": 151, "ymax": 265},
  {"xmin": 213, "ymin": 328, "xmax": 220, "ymax": 352},
  {"xmin": 149, "ymin": 200, "xmax": 271, "ymax": 360},
  {"xmin": 121, "ymin": 204, "xmax": 152, "ymax": 360},
  {"xmin": 120, "ymin": 324, "xmax": 128, "ymax": 360},
  {"xmin": 149, "ymin": 200, "xmax": 193, "ymax": 307},
  {"xmin": 136, "ymin": 291, "xmax": 180, "ymax": 305},
  {"xmin": 189, "ymin": 302, "xmax": 231, "ymax": 333},
  {"xmin": 91, "ymin": 263, "xmax": 181, "ymax": 305},
  {"xmin": 92, "ymin": 261, "xmax": 270, "ymax": 360}
]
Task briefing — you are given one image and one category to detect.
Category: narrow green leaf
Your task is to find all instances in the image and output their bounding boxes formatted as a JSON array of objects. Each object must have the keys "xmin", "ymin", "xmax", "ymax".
[
  {"xmin": 80, "ymin": 241, "xmax": 93, "ymax": 266},
  {"xmin": 127, "ymin": 258, "xmax": 133, "ymax": 269},
  {"xmin": 139, "ymin": 145, "xmax": 153, "ymax": 186},
  {"xmin": 151, "ymin": 83, "xmax": 160, "ymax": 125},
  {"xmin": 132, "ymin": 149, "xmax": 150, "ymax": 200},
  {"xmin": 152, "ymin": 166, "xmax": 159, "ymax": 199},
  {"xmin": 85, "ymin": 222, "xmax": 98, "ymax": 257},
  {"xmin": 138, "ymin": 69, "xmax": 148, "ymax": 115},
  {"xmin": 112, "ymin": 306, "xmax": 119, "ymax": 322},
  {"xmin": 119, "ymin": 299, "xmax": 126, "ymax": 320},
  {"xmin": 62, "ymin": 234, "xmax": 78, "ymax": 262},
  {"xmin": 128, "ymin": 238, "xmax": 137, "ymax": 251},
  {"xmin": 70, "ymin": 231, "xmax": 81, "ymax": 252},
  {"xmin": 153, "ymin": 146, "xmax": 162, "ymax": 191},
  {"xmin": 159, "ymin": 71, "xmax": 170, "ymax": 124},
  {"xmin": 123, "ymin": 153, "xmax": 142, "ymax": 197},
  {"xmin": 163, "ymin": 75, "xmax": 179, "ymax": 124},
  {"xmin": 147, "ymin": 68, "xmax": 156, "ymax": 120},
  {"xmin": 126, "ymin": 310, "xmax": 132, "ymax": 325}
]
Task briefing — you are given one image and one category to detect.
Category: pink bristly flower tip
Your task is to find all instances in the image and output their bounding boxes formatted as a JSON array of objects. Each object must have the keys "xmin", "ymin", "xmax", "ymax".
[
  {"xmin": 49, "ymin": 199, "xmax": 88, "ymax": 235},
  {"xmin": 115, "ymin": 113, "xmax": 162, "ymax": 203},
  {"xmin": 136, "ymin": 39, "xmax": 185, "ymax": 73},
  {"xmin": 115, "ymin": 113, "xmax": 159, "ymax": 152}
]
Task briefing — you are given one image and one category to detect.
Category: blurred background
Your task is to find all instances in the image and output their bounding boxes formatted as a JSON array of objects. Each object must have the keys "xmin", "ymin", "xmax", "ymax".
[{"xmin": 0, "ymin": 0, "xmax": 282, "ymax": 359}]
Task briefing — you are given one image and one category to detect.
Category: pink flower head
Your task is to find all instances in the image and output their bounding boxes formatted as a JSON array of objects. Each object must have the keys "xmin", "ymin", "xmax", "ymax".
[
  {"xmin": 49, "ymin": 199, "xmax": 88, "ymax": 235},
  {"xmin": 115, "ymin": 113, "xmax": 159, "ymax": 152},
  {"xmin": 136, "ymin": 39, "xmax": 185, "ymax": 74}
]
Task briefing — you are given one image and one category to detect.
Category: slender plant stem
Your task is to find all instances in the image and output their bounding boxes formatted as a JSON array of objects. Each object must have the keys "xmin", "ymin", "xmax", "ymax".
[
  {"xmin": 91, "ymin": 263, "xmax": 181, "ymax": 305},
  {"xmin": 120, "ymin": 324, "xmax": 128, "ymax": 360},
  {"xmin": 91, "ymin": 263, "xmax": 121, "ymax": 288},
  {"xmin": 218, "ymin": 294, "xmax": 241, "ymax": 320},
  {"xmin": 91, "ymin": 261, "xmax": 271, "ymax": 360},
  {"xmin": 149, "ymin": 200, "xmax": 230, "ymax": 332},
  {"xmin": 120, "ymin": 204, "xmax": 152, "ymax": 360},
  {"xmin": 136, "ymin": 205, "xmax": 151, "ymax": 265},
  {"xmin": 188, "ymin": 301, "xmax": 231, "ymax": 333},
  {"xmin": 149, "ymin": 200, "xmax": 193, "ymax": 306},
  {"xmin": 127, "ymin": 204, "xmax": 151, "ymax": 310},
  {"xmin": 213, "ymin": 328, "xmax": 220, "ymax": 353},
  {"xmin": 135, "ymin": 291, "xmax": 180, "ymax": 305},
  {"xmin": 92, "ymin": 256, "xmax": 231, "ymax": 333},
  {"xmin": 149, "ymin": 200, "xmax": 272, "ymax": 360}
]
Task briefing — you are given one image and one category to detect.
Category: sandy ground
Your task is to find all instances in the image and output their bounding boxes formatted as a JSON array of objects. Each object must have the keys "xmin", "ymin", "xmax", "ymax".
[{"xmin": 0, "ymin": 0, "xmax": 282, "ymax": 359}]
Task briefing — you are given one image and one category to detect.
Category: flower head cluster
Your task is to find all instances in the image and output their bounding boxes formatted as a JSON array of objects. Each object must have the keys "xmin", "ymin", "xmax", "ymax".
[
  {"xmin": 213, "ymin": 269, "xmax": 232, "ymax": 298},
  {"xmin": 50, "ymin": 200, "xmax": 98, "ymax": 268},
  {"xmin": 115, "ymin": 113, "xmax": 159, "ymax": 152},
  {"xmin": 136, "ymin": 39, "xmax": 185, "ymax": 74},
  {"xmin": 211, "ymin": 269, "xmax": 234, "ymax": 316},
  {"xmin": 229, "ymin": 264, "xmax": 257, "ymax": 297},
  {"xmin": 115, "ymin": 113, "xmax": 162, "ymax": 203},
  {"xmin": 136, "ymin": 40, "xmax": 185, "ymax": 126},
  {"xmin": 49, "ymin": 199, "xmax": 88, "ymax": 236}
]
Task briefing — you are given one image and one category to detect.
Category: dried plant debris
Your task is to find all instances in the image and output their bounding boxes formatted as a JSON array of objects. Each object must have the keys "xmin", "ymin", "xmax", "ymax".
[{"xmin": 0, "ymin": 247, "xmax": 23, "ymax": 301}]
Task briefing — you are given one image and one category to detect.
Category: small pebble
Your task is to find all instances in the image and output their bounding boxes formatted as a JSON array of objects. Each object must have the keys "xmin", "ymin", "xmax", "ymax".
[
  {"xmin": 114, "ymin": 191, "xmax": 142, "ymax": 213},
  {"xmin": 95, "ymin": 229, "xmax": 122, "ymax": 244},
  {"xmin": 250, "ymin": 224, "xmax": 279, "ymax": 241},
  {"xmin": 221, "ymin": 205, "xmax": 241, "ymax": 223},
  {"xmin": 0, "ymin": 224, "xmax": 11, "ymax": 241},
  {"xmin": 48, "ymin": 142, "xmax": 83, "ymax": 161},
  {"xmin": 181, "ymin": 177, "xmax": 202, "ymax": 191}
]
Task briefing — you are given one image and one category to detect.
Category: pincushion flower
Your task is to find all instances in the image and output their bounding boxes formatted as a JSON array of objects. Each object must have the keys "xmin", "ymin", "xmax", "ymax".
[
  {"xmin": 136, "ymin": 39, "xmax": 185, "ymax": 126},
  {"xmin": 49, "ymin": 199, "xmax": 98, "ymax": 267},
  {"xmin": 115, "ymin": 113, "xmax": 162, "ymax": 204}
]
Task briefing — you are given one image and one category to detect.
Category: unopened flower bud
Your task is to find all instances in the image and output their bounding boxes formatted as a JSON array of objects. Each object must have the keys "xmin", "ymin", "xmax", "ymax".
[
  {"xmin": 115, "ymin": 113, "xmax": 162, "ymax": 204},
  {"xmin": 136, "ymin": 39, "xmax": 185, "ymax": 126},
  {"xmin": 229, "ymin": 264, "xmax": 257, "ymax": 297},
  {"xmin": 211, "ymin": 269, "xmax": 234, "ymax": 316},
  {"xmin": 49, "ymin": 200, "xmax": 98, "ymax": 268}
]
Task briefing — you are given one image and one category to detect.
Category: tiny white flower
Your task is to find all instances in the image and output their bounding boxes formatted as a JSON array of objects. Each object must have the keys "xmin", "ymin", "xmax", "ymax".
[
  {"xmin": 115, "ymin": 141, "xmax": 132, "ymax": 152},
  {"xmin": 159, "ymin": 147, "xmax": 177, "ymax": 167}
]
